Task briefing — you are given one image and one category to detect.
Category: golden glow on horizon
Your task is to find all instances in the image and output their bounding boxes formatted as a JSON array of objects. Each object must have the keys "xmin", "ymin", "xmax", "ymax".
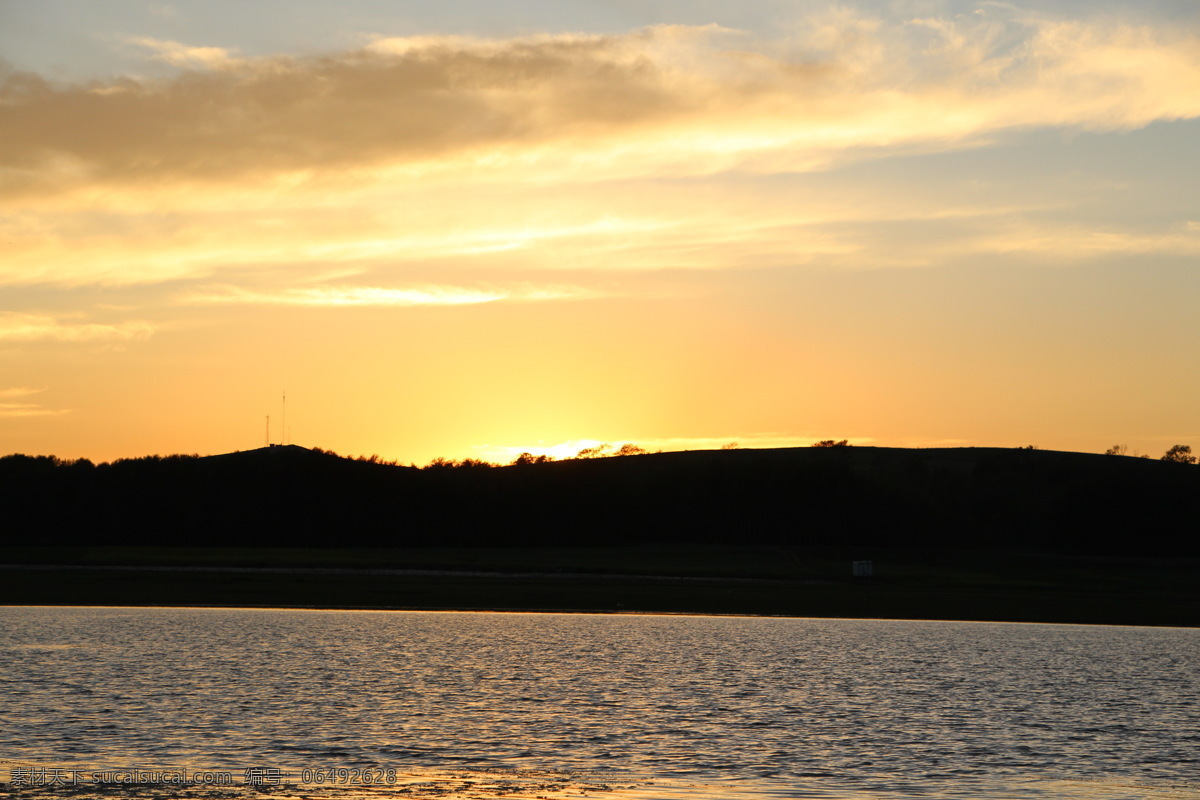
[
  {"xmin": 2, "ymin": 3, "xmax": 1199, "ymax": 464},
  {"xmin": 469, "ymin": 435, "xmax": 879, "ymax": 465}
]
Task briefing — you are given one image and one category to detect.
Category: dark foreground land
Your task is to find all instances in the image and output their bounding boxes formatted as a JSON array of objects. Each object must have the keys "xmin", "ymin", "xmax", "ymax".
[
  {"xmin": 1, "ymin": 544, "xmax": 1198, "ymax": 627},
  {"xmin": 2, "ymin": 445, "xmax": 1197, "ymax": 625}
]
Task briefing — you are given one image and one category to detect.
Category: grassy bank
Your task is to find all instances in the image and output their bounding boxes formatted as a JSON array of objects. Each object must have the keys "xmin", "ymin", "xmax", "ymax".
[{"xmin": 2, "ymin": 546, "xmax": 1196, "ymax": 627}]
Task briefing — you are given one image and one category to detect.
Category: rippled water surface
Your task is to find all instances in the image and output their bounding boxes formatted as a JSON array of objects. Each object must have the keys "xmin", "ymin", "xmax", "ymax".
[{"xmin": 2, "ymin": 607, "xmax": 1197, "ymax": 799}]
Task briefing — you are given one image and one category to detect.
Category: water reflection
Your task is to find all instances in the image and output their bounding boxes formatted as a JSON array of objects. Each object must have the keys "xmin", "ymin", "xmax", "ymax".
[{"xmin": 2, "ymin": 608, "xmax": 1197, "ymax": 800}]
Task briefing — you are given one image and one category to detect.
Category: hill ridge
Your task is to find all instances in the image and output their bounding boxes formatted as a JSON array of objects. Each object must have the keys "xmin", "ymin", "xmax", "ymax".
[{"xmin": 3, "ymin": 443, "xmax": 1196, "ymax": 555}]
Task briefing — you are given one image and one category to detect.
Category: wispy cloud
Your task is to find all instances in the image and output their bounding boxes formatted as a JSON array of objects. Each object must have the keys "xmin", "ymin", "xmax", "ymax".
[
  {"xmin": 0, "ymin": 387, "xmax": 67, "ymax": 417},
  {"xmin": 0, "ymin": 386, "xmax": 46, "ymax": 398},
  {"xmin": 183, "ymin": 284, "xmax": 600, "ymax": 307},
  {"xmin": 0, "ymin": 313, "xmax": 154, "ymax": 342},
  {"xmin": 0, "ymin": 403, "xmax": 68, "ymax": 418}
]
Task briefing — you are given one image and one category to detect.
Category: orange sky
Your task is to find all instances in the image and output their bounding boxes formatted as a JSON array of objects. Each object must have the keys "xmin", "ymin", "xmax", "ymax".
[{"xmin": 2, "ymin": 1, "xmax": 1198, "ymax": 464}]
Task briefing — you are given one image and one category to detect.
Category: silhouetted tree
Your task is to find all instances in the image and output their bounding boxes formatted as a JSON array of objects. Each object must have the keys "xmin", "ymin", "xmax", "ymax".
[
  {"xmin": 424, "ymin": 456, "xmax": 496, "ymax": 469},
  {"xmin": 575, "ymin": 442, "xmax": 647, "ymax": 458},
  {"xmin": 1104, "ymin": 444, "xmax": 1127, "ymax": 456},
  {"xmin": 458, "ymin": 458, "xmax": 497, "ymax": 469},
  {"xmin": 1161, "ymin": 444, "xmax": 1196, "ymax": 464},
  {"xmin": 511, "ymin": 452, "xmax": 553, "ymax": 466},
  {"xmin": 812, "ymin": 440, "xmax": 850, "ymax": 447}
]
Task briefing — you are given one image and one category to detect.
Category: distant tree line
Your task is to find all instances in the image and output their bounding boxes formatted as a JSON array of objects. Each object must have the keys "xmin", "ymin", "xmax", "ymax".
[{"xmin": 1104, "ymin": 443, "xmax": 1197, "ymax": 463}]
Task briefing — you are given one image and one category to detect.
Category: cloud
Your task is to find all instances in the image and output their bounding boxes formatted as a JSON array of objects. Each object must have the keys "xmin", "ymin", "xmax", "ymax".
[
  {"xmin": 183, "ymin": 283, "xmax": 600, "ymax": 307},
  {"xmin": 2, "ymin": 10, "xmax": 1197, "ymax": 199},
  {"xmin": 125, "ymin": 36, "xmax": 239, "ymax": 69},
  {"xmin": 0, "ymin": 313, "xmax": 155, "ymax": 342},
  {"xmin": 2, "ymin": 8, "xmax": 1197, "ymax": 291}
]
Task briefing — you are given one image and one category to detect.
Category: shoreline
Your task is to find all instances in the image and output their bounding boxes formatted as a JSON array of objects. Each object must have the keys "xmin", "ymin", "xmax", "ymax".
[
  {"xmin": 6, "ymin": 602, "xmax": 1194, "ymax": 630},
  {"xmin": 3, "ymin": 545, "xmax": 1197, "ymax": 628}
]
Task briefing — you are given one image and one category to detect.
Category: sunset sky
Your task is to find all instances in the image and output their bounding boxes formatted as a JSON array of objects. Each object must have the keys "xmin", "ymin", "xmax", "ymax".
[{"xmin": 2, "ymin": 0, "xmax": 1198, "ymax": 465}]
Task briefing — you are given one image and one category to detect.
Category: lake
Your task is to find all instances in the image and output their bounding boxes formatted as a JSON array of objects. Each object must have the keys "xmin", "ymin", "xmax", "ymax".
[{"xmin": 2, "ymin": 607, "xmax": 1197, "ymax": 799}]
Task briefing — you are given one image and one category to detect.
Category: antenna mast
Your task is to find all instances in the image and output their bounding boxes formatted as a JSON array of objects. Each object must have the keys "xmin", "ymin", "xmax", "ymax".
[
  {"xmin": 265, "ymin": 415, "xmax": 270, "ymax": 447},
  {"xmin": 281, "ymin": 392, "xmax": 286, "ymax": 446}
]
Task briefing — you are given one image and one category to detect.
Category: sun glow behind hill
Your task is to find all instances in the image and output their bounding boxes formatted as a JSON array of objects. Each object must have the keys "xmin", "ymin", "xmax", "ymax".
[{"xmin": 1, "ymin": 1, "xmax": 1198, "ymax": 465}]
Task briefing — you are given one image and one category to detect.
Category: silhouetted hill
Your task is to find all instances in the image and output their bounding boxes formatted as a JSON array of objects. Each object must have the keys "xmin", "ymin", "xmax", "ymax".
[{"xmin": 2, "ymin": 445, "xmax": 1197, "ymax": 555}]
